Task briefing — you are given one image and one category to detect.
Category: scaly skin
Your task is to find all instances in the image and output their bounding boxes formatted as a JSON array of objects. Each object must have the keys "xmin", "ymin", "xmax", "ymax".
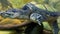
[{"xmin": 0, "ymin": 3, "xmax": 60, "ymax": 34}]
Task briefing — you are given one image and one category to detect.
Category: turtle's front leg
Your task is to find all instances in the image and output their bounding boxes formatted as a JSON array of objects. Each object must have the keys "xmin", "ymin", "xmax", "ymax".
[
  {"xmin": 48, "ymin": 16, "xmax": 59, "ymax": 34},
  {"xmin": 30, "ymin": 13, "xmax": 44, "ymax": 26},
  {"xmin": 52, "ymin": 20, "xmax": 59, "ymax": 34}
]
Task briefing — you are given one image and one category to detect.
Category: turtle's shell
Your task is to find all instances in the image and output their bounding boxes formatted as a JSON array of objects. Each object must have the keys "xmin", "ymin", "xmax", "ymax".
[{"xmin": 0, "ymin": 16, "xmax": 29, "ymax": 29}]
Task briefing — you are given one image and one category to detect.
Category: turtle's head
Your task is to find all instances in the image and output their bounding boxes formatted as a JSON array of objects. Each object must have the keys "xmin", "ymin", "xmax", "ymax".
[
  {"xmin": 0, "ymin": 12, "xmax": 14, "ymax": 18},
  {"xmin": 1, "ymin": 9, "xmax": 21, "ymax": 18},
  {"xmin": 0, "ymin": 11, "xmax": 4, "ymax": 15}
]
